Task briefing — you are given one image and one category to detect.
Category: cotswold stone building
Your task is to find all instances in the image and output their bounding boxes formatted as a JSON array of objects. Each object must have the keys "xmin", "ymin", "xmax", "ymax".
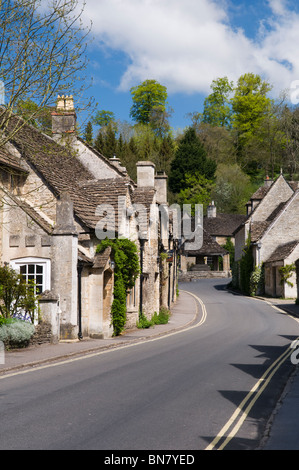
[
  {"xmin": 234, "ymin": 174, "xmax": 299, "ymax": 298},
  {"xmin": 0, "ymin": 96, "xmax": 177, "ymax": 341},
  {"xmin": 180, "ymin": 202, "xmax": 246, "ymax": 280}
]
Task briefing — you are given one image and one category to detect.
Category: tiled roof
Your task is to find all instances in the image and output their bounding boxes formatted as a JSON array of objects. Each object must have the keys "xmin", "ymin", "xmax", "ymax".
[
  {"xmin": 3, "ymin": 114, "xmax": 133, "ymax": 231},
  {"xmin": 77, "ymin": 178, "xmax": 131, "ymax": 230},
  {"xmin": 266, "ymin": 240, "xmax": 299, "ymax": 263},
  {"xmin": 250, "ymin": 221, "xmax": 270, "ymax": 242},
  {"xmin": 183, "ymin": 229, "xmax": 228, "ymax": 256},
  {"xmin": 7, "ymin": 193, "xmax": 54, "ymax": 234},
  {"xmin": 0, "ymin": 147, "xmax": 28, "ymax": 174},
  {"xmin": 250, "ymin": 185, "xmax": 271, "ymax": 200},
  {"xmin": 93, "ymin": 247, "xmax": 112, "ymax": 269},
  {"xmin": 204, "ymin": 213, "xmax": 247, "ymax": 237}
]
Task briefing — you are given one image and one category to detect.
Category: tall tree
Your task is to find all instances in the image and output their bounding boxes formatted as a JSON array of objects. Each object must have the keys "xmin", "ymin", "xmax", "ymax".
[
  {"xmin": 83, "ymin": 121, "xmax": 93, "ymax": 146},
  {"xmin": 129, "ymin": 79, "xmax": 169, "ymax": 134},
  {"xmin": 231, "ymin": 73, "xmax": 273, "ymax": 150},
  {"xmin": 168, "ymin": 127, "xmax": 216, "ymax": 194},
  {"xmin": 0, "ymin": 0, "xmax": 92, "ymax": 147},
  {"xmin": 201, "ymin": 77, "xmax": 234, "ymax": 128},
  {"xmin": 92, "ymin": 110, "xmax": 116, "ymax": 129}
]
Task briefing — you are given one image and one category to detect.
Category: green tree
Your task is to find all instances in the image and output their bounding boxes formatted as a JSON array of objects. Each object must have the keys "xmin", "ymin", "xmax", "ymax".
[
  {"xmin": 130, "ymin": 79, "xmax": 168, "ymax": 132},
  {"xmin": 0, "ymin": 265, "xmax": 38, "ymax": 322},
  {"xmin": 211, "ymin": 163, "xmax": 256, "ymax": 213},
  {"xmin": 195, "ymin": 122, "xmax": 237, "ymax": 165},
  {"xmin": 231, "ymin": 73, "xmax": 273, "ymax": 154},
  {"xmin": 202, "ymin": 77, "xmax": 234, "ymax": 128},
  {"xmin": 92, "ymin": 110, "xmax": 116, "ymax": 129},
  {"xmin": 177, "ymin": 173, "xmax": 215, "ymax": 213},
  {"xmin": 83, "ymin": 121, "xmax": 93, "ymax": 146},
  {"xmin": 94, "ymin": 122, "xmax": 118, "ymax": 159},
  {"xmin": 168, "ymin": 127, "xmax": 216, "ymax": 194}
]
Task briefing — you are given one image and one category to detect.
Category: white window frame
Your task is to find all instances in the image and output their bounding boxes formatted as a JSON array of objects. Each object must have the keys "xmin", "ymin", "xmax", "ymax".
[{"xmin": 10, "ymin": 257, "xmax": 51, "ymax": 293}]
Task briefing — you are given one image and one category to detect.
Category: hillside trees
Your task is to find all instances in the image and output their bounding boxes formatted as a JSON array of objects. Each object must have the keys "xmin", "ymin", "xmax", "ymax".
[{"xmin": 89, "ymin": 73, "xmax": 299, "ymax": 214}]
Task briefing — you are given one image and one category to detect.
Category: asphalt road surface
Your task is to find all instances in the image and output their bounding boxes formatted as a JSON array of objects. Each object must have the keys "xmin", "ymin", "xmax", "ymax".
[{"xmin": 0, "ymin": 279, "xmax": 298, "ymax": 450}]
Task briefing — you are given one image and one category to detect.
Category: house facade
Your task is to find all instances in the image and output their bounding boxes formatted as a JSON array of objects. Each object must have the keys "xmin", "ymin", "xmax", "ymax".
[
  {"xmin": 0, "ymin": 96, "xmax": 178, "ymax": 342},
  {"xmin": 234, "ymin": 174, "xmax": 299, "ymax": 298},
  {"xmin": 179, "ymin": 202, "xmax": 245, "ymax": 279}
]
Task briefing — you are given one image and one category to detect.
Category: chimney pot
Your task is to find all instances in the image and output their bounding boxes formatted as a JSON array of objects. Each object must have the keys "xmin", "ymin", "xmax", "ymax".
[
  {"xmin": 136, "ymin": 161, "xmax": 155, "ymax": 188},
  {"xmin": 207, "ymin": 201, "xmax": 216, "ymax": 218}
]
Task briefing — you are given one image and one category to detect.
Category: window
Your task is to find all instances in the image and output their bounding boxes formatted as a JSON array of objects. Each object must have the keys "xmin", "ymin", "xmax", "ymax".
[{"xmin": 10, "ymin": 258, "xmax": 51, "ymax": 294}]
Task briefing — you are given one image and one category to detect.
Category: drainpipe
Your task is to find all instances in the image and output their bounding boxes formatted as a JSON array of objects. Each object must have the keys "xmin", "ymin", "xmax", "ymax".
[
  {"xmin": 139, "ymin": 236, "xmax": 147, "ymax": 318},
  {"xmin": 77, "ymin": 260, "xmax": 84, "ymax": 340}
]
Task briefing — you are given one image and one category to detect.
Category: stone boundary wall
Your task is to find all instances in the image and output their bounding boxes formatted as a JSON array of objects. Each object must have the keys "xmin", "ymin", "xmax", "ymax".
[
  {"xmin": 179, "ymin": 271, "xmax": 231, "ymax": 282},
  {"xmin": 30, "ymin": 322, "xmax": 54, "ymax": 345}
]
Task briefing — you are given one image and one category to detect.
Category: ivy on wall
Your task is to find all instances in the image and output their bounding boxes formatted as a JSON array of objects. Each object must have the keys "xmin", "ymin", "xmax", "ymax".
[
  {"xmin": 96, "ymin": 238, "xmax": 140, "ymax": 336},
  {"xmin": 239, "ymin": 236, "xmax": 254, "ymax": 295},
  {"xmin": 279, "ymin": 263, "xmax": 296, "ymax": 288}
]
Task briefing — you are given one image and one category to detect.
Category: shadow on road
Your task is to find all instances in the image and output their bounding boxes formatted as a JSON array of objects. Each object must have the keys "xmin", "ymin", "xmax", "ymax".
[{"xmin": 202, "ymin": 336, "xmax": 298, "ymax": 450}]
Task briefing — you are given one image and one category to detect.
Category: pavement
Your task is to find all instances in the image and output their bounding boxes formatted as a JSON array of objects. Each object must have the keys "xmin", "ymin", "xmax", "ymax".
[{"xmin": 0, "ymin": 288, "xmax": 299, "ymax": 450}]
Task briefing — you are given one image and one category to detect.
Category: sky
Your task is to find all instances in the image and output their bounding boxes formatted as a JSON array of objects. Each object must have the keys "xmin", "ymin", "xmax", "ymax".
[{"xmin": 74, "ymin": 0, "xmax": 299, "ymax": 132}]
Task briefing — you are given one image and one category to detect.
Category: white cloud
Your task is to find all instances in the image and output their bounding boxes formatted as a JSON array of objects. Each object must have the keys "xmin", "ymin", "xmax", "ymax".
[{"xmin": 79, "ymin": 0, "xmax": 299, "ymax": 97}]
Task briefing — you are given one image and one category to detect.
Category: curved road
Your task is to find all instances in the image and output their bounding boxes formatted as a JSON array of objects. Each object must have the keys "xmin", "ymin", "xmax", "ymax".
[{"xmin": 0, "ymin": 278, "xmax": 298, "ymax": 450}]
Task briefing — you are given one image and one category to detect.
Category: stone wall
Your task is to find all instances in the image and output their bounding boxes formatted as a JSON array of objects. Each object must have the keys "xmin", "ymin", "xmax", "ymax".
[
  {"xmin": 30, "ymin": 322, "xmax": 53, "ymax": 345},
  {"xmin": 260, "ymin": 193, "xmax": 299, "ymax": 263},
  {"xmin": 179, "ymin": 271, "xmax": 230, "ymax": 282}
]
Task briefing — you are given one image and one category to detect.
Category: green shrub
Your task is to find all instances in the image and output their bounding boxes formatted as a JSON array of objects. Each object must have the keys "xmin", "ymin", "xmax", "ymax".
[
  {"xmin": 136, "ymin": 313, "xmax": 153, "ymax": 329},
  {"xmin": 250, "ymin": 265, "xmax": 264, "ymax": 296},
  {"xmin": 137, "ymin": 307, "xmax": 170, "ymax": 329},
  {"xmin": 151, "ymin": 307, "xmax": 170, "ymax": 325},
  {"xmin": 0, "ymin": 264, "xmax": 38, "ymax": 322},
  {"xmin": 0, "ymin": 319, "xmax": 35, "ymax": 348}
]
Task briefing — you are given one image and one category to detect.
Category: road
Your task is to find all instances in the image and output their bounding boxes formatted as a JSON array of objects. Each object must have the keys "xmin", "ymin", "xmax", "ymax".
[{"xmin": 0, "ymin": 278, "xmax": 298, "ymax": 450}]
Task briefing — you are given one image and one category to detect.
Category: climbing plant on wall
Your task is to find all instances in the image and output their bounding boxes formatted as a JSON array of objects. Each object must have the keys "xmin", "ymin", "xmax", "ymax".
[
  {"xmin": 279, "ymin": 264, "xmax": 296, "ymax": 288},
  {"xmin": 96, "ymin": 238, "xmax": 140, "ymax": 336},
  {"xmin": 239, "ymin": 236, "xmax": 254, "ymax": 295}
]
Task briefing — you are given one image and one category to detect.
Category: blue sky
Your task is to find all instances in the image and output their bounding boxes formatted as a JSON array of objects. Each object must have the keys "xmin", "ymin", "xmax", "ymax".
[{"xmin": 75, "ymin": 0, "xmax": 299, "ymax": 132}]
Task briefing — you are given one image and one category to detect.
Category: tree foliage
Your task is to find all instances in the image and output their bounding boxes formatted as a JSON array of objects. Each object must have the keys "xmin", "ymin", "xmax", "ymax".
[
  {"xmin": 130, "ymin": 79, "xmax": 169, "ymax": 135},
  {"xmin": 0, "ymin": 264, "xmax": 38, "ymax": 322},
  {"xmin": 168, "ymin": 127, "xmax": 216, "ymax": 194},
  {"xmin": 201, "ymin": 76, "xmax": 234, "ymax": 128},
  {"xmin": 89, "ymin": 72, "xmax": 299, "ymax": 214},
  {"xmin": 0, "ymin": 0, "xmax": 92, "ymax": 145}
]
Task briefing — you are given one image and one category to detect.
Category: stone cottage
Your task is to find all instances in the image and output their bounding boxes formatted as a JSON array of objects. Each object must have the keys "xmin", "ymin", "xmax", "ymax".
[
  {"xmin": 0, "ymin": 96, "xmax": 177, "ymax": 342},
  {"xmin": 179, "ymin": 201, "xmax": 245, "ymax": 279},
  {"xmin": 233, "ymin": 174, "xmax": 299, "ymax": 298}
]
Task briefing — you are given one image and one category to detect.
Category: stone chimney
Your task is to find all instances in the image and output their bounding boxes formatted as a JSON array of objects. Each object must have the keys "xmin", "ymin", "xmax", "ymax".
[
  {"xmin": 155, "ymin": 171, "xmax": 168, "ymax": 204},
  {"xmin": 264, "ymin": 175, "xmax": 273, "ymax": 188},
  {"xmin": 109, "ymin": 156, "xmax": 128, "ymax": 176},
  {"xmin": 136, "ymin": 161, "xmax": 155, "ymax": 188},
  {"xmin": 52, "ymin": 95, "xmax": 76, "ymax": 143},
  {"xmin": 207, "ymin": 201, "xmax": 217, "ymax": 218}
]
